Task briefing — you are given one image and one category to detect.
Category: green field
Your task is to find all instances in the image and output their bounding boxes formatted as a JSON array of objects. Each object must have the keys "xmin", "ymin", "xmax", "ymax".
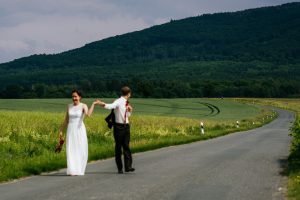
[
  {"xmin": 0, "ymin": 98, "xmax": 273, "ymax": 183},
  {"xmin": 0, "ymin": 98, "xmax": 260, "ymax": 120}
]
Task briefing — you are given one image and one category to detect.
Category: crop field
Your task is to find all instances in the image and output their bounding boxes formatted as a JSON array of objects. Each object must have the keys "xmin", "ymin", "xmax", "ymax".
[
  {"xmin": 0, "ymin": 98, "xmax": 274, "ymax": 182},
  {"xmin": 0, "ymin": 98, "xmax": 259, "ymax": 120}
]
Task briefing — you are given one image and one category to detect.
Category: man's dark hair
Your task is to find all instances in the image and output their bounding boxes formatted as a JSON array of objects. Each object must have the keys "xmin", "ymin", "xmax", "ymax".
[{"xmin": 121, "ymin": 86, "xmax": 131, "ymax": 96}]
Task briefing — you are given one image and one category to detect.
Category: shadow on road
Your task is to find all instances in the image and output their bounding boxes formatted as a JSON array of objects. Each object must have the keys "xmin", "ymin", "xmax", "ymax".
[
  {"xmin": 278, "ymin": 158, "xmax": 289, "ymax": 176},
  {"xmin": 39, "ymin": 171, "xmax": 124, "ymax": 177}
]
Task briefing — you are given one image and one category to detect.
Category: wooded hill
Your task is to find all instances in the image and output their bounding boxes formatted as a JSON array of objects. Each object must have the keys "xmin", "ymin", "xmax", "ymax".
[{"xmin": 0, "ymin": 2, "xmax": 299, "ymax": 98}]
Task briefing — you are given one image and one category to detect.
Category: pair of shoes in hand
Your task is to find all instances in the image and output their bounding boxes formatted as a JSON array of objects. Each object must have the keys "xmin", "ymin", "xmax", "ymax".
[{"xmin": 55, "ymin": 136, "xmax": 64, "ymax": 153}]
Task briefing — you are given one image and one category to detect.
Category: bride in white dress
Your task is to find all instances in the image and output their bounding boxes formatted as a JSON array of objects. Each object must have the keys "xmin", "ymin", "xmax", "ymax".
[{"xmin": 59, "ymin": 89, "xmax": 96, "ymax": 175}]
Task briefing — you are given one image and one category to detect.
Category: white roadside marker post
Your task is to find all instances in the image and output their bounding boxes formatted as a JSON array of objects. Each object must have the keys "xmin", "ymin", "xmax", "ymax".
[
  {"xmin": 236, "ymin": 120, "xmax": 239, "ymax": 128},
  {"xmin": 200, "ymin": 122, "xmax": 204, "ymax": 135}
]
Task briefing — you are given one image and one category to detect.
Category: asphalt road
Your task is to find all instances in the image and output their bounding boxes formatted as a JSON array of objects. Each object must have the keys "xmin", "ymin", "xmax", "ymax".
[{"xmin": 0, "ymin": 109, "xmax": 294, "ymax": 200}]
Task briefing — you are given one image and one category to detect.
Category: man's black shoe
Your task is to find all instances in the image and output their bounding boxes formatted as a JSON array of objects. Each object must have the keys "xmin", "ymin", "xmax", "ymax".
[
  {"xmin": 118, "ymin": 170, "xmax": 123, "ymax": 174},
  {"xmin": 125, "ymin": 168, "xmax": 135, "ymax": 172}
]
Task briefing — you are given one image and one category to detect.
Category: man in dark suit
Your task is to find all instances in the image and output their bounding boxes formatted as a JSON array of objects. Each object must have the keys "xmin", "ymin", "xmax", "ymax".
[{"xmin": 97, "ymin": 86, "xmax": 135, "ymax": 174}]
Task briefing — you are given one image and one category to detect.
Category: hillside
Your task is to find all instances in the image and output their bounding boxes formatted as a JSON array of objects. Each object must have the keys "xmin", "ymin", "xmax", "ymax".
[{"xmin": 0, "ymin": 2, "xmax": 299, "ymax": 98}]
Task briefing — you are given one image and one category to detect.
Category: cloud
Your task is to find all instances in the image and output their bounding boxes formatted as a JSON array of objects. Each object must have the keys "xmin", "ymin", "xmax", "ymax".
[
  {"xmin": 0, "ymin": 0, "xmax": 298, "ymax": 63},
  {"xmin": 0, "ymin": 0, "xmax": 150, "ymax": 63}
]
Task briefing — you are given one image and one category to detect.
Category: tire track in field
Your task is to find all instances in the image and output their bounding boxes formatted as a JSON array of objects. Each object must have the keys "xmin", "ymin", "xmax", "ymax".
[
  {"xmin": 133, "ymin": 101, "xmax": 220, "ymax": 117},
  {"xmin": 198, "ymin": 102, "xmax": 220, "ymax": 116},
  {"xmin": 133, "ymin": 102, "xmax": 208, "ymax": 111}
]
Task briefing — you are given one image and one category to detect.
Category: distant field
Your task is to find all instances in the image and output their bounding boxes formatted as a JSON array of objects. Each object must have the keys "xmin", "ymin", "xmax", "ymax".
[{"xmin": 0, "ymin": 98, "xmax": 259, "ymax": 120}]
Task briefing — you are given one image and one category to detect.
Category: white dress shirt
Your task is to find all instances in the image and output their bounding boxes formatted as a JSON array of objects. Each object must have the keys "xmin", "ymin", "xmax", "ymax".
[{"xmin": 104, "ymin": 96, "xmax": 132, "ymax": 124}]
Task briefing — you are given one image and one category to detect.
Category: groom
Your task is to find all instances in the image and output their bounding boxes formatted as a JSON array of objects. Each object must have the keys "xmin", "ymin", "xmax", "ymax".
[{"xmin": 97, "ymin": 86, "xmax": 135, "ymax": 174}]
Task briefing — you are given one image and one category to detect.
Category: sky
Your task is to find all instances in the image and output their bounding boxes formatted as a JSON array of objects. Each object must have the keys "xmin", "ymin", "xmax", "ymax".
[{"xmin": 0, "ymin": 0, "xmax": 298, "ymax": 63}]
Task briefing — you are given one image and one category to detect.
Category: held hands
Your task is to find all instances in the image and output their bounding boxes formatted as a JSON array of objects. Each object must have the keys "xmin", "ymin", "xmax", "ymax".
[{"xmin": 94, "ymin": 99, "xmax": 105, "ymax": 107}]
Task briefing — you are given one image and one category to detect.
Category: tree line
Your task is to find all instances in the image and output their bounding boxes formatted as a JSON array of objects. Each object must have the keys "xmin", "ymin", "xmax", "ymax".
[{"xmin": 1, "ymin": 78, "xmax": 298, "ymax": 99}]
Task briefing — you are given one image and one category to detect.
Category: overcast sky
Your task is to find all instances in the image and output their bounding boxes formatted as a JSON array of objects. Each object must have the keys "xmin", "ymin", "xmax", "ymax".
[{"xmin": 0, "ymin": 0, "xmax": 298, "ymax": 63}]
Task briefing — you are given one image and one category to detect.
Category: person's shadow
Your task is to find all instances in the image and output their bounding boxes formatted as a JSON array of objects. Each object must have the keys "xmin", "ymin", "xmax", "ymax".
[
  {"xmin": 85, "ymin": 171, "xmax": 119, "ymax": 175},
  {"xmin": 40, "ymin": 171, "xmax": 120, "ymax": 176}
]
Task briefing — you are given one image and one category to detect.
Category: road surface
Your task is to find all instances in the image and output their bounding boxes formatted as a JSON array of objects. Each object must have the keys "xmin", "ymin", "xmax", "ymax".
[{"xmin": 0, "ymin": 109, "xmax": 294, "ymax": 200}]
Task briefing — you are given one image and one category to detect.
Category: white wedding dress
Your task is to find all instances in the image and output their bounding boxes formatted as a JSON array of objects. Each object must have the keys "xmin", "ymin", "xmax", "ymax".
[{"xmin": 66, "ymin": 103, "xmax": 88, "ymax": 175}]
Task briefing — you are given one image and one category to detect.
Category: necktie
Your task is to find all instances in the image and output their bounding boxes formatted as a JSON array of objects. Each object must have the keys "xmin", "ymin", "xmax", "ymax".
[{"xmin": 124, "ymin": 100, "xmax": 128, "ymax": 124}]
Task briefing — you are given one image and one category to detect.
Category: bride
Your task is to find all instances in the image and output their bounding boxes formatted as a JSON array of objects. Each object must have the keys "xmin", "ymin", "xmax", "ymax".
[{"xmin": 59, "ymin": 89, "xmax": 96, "ymax": 176}]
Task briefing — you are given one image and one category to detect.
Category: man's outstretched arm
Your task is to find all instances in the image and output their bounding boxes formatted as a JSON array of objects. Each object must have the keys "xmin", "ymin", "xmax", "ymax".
[{"xmin": 97, "ymin": 99, "xmax": 119, "ymax": 110}]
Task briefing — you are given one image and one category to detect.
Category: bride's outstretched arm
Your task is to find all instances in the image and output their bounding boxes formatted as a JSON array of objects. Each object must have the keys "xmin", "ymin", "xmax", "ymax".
[
  {"xmin": 84, "ymin": 101, "xmax": 97, "ymax": 117},
  {"xmin": 59, "ymin": 106, "xmax": 69, "ymax": 138}
]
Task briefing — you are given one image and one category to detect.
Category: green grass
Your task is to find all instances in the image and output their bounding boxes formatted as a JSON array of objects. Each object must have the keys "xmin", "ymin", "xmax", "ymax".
[{"xmin": 0, "ymin": 98, "xmax": 273, "ymax": 183}]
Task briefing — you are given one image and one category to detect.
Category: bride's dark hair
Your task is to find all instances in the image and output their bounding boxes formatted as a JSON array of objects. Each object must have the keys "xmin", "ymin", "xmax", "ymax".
[{"xmin": 71, "ymin": 89, "xmax": 82, "ymax": 97}]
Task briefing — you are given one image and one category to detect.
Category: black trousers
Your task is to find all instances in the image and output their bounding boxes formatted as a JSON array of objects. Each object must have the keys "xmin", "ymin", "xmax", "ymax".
[{"xmin": 113, "ymin": 123, "xmax": 133, "ymax": 170}]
